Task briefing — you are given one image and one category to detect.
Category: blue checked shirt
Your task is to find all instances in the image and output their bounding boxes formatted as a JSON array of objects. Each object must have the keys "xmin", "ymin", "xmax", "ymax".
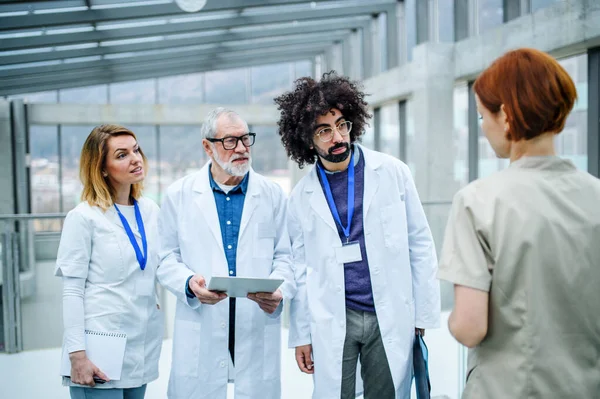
[{"xmin": 186, "ymin": 166, "xmax": 248, "ymax": 297}]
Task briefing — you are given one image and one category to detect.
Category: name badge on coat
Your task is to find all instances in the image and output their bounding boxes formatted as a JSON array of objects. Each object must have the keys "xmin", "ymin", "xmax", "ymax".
[{"xmin": 334, "ymin": 242, "xmax": 362, "ymax": 264}]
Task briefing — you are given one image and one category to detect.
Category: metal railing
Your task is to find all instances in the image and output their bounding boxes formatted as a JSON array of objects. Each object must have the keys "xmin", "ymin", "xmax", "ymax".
[{"xmin": 0, "ymin": 213, "xmax": 66, "ymax": 353}]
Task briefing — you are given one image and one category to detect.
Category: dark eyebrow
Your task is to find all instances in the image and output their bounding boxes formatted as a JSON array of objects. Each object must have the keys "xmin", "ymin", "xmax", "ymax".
[
  {"xmin": 314, "ymin": 116, "xmax": 345, "ymax": 131},
  {"xmin": 113, "ymin": 143, "xmax": 138, "ymax": 155}
]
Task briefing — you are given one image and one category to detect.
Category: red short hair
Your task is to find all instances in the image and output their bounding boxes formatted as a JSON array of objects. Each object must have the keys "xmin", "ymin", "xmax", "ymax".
[{"xmin": 473, "ymin": 48, "xmax": 577, "ymax": 141}]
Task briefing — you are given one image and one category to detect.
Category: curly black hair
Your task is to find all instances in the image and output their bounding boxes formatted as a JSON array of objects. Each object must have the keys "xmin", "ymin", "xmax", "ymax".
[{"xmin": 274, "ymin": 71, "xmax": 372, "ymax": 168}]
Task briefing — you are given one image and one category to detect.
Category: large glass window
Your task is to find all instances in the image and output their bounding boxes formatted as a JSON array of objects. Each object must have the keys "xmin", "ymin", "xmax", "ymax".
[
  {"xmin": 59, "ymin": 85, "xmax": 107, "ymax": 104},
  {"xmin": 294, "ymin": 60, "xmax": 313, "ymax": 79},
  {"xmin": 60, "ymin": 125, "xmax": 95, "ymax": 212},
  {"xmin": 557, "ymin": 53, "xmax": 588, "ymax": 170},
  {"xmin": 531, "ymin": 0, "xmax": 562, "ymax": 12},
  {"xmin": 453, "ymin": 83, "xmax": 469, "ymax": 187},
  {"xmin": 361, "ymin": 110, "xmax": 375, "ymax": 149},
  {"xmin": 251, "ymin": 63, "xmax": 292, "ymax": 105},
  {"xmin": 109, "ymin": 79, "xmax": 156, "ymax": 104},
  {"xmin": 251, "ymin": 125, "xmax": 291, "ymax": 194},
  {"xmin": 478, "ymin": 0, "xmax": 504, "ymax": 34},
  {"xmin": 158, "ymin": 125, "xmax": 205, "ymax": 200},
  {"xmin": 7, "ymin": 91, "xmax": 57, "ymax": 103},
  {"xmin": 438, "ymin": 0, "xmax": 455, "ymax": 42},
  {"xmin": 405, "ymin": 0, "xmax": 417, "ymax": 62},
  {"xmin": 379, "ymin": 102, "xmax": 401, "ymax": 159},
  {"xmin": 30, "ymin": 125, "xmax": 60, "ymax": 231},
  {"xmin": 205, "ymin": 68, "xmax": 248, "ymax": 104},
  {"xmin": 158, "ymin": 73, "xmax": 204, "ymax": 104},
  {"xmin": 405, "ymin": 101, "xmax": 417, "ymax": 177}
]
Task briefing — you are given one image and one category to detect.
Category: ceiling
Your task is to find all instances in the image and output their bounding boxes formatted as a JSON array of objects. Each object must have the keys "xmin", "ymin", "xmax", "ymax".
[{"xmin": 0, "ymin": 0, "xmax": 397, "ymax": 96}]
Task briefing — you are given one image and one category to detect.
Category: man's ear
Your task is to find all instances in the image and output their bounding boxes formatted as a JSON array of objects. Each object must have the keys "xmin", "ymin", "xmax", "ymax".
[{"xmin": 202, "ymin": 139, "xmax": 213, "ymax": 156}]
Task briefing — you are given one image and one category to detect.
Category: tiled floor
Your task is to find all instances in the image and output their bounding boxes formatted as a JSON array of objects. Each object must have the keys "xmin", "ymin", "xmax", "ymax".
[{"xmin": 0, "ymin": 314, "xmax": 460, "ymax": 398}]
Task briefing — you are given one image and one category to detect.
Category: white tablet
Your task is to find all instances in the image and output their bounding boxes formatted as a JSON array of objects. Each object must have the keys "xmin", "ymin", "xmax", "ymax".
[{"xmin": 207, "ymin": 276, "xmax": 284, "ymax": 298}]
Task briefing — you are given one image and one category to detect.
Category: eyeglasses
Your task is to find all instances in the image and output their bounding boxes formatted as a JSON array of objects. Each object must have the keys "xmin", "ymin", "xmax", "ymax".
[
  {"xmin": 206, "ymin": 133, "xmax": 256, "ymax": 150},
  {"xmin": 314, "ymin": 121, "xmax": 353, "ymax": 142}
]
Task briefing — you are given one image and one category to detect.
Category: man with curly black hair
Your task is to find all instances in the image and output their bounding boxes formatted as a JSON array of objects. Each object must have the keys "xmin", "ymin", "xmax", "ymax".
[{"xmin": 275, "ymin": 72, "xmax": 440, "ymax": 399}]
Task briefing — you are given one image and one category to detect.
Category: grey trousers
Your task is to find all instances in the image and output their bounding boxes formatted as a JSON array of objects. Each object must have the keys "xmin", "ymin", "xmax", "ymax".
[
  {"xmin": 341, "ymin": 307, "xmax": 395, "ymax": 399},
  {"xmin": 69, "ymin": 384, "xmax": 147, "ymax": 399}
]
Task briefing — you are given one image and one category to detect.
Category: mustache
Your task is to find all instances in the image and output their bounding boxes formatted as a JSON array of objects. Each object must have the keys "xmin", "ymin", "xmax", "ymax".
[
  {"xmin": 328, "ymin": 142, "xmax": 349, "ymax": 155},
  {"xmin": 230, "ymin": 153, "xmax": 250, "ymax": 161}
]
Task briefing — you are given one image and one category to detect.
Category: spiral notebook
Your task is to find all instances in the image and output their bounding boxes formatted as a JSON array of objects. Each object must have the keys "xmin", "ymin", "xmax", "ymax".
[{"xmin": 60, "ymin": 330, "xmax": 127, "ymax": 381}]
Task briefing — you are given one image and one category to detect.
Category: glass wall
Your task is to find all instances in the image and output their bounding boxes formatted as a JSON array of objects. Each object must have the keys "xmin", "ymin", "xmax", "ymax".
[
  {"xmin": 453, "ymin": 83, "xmax": 469, "ymax": 187},
  {"xmin": 478, "ymin": 0, "xmax": 504, "ymax": 34},
  {"xmin": 557, "ymin": 53, "xmax": 588, "ymax": 170},
  {"xmin": 21, "ymin": 60, "xmax": 311, "ymax": 223},
  {"xmin": 379, "ymin": 102, "xmax": 401, "ymax": 159},
  {"xmin": 438, "ymin": 0, "xmax": 455, "ymax": 42},
  {"xmin": 531, "ymin": 0, "xmax": 562, "ymax": 12}
]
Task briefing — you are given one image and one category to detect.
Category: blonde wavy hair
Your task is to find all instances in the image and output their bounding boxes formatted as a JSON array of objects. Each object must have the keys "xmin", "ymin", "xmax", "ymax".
[{"xmin": 79, "ymin": 124, "xmax": 148, "ymax": 210}]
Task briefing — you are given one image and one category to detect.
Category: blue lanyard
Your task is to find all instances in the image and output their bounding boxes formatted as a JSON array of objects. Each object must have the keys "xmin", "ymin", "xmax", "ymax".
[
  {"xmin": 114, "ymin": 200, "xmax": 147, "ymax": 271},
  {"xmin": 317, "ymin": 151, "xmax": 355, "ymax": 242}
]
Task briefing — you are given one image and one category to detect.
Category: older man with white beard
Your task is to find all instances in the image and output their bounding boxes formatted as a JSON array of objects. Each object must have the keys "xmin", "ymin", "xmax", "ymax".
[{"xmin": 157, "ymin": 108, "xmax": 295, "ymax": 399}]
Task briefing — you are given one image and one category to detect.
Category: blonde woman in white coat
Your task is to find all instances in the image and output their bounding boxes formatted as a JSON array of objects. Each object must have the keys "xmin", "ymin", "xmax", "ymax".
[{"xmin": 55, "ymin": 124, "xmax": 163, "ymax": 399}]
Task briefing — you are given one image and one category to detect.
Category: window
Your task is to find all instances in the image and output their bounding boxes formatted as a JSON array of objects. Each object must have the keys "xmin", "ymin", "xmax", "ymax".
[
  {"xmin": 110, "ymin": 79, "xmax": 156, "ymax": 104},
  {"xmin": 251, "ymin": 63, "xmax": 292, "ymax": 105},
  {"xmin": 453, "ymin": 83, "xmax": 469, "ymax": 186},
  {"xmin": 158, "ymin": 73, "xmax": 204, "ymax": 104},
  {"xmin": 158, "ymin": 125, "xmax": 205, "ymax": 199},
  {"xmin": 405, "ymin": 0, "xmax": 417, "ymax": 62},
  {"xmin": 205, "ymin": 68, "xmax": 248, "ymax": 104},
  {"xmin": 251, "ymin": 125, "xmax": 291, "ymax": 195},
  {"xmin": 478, "ymin": 0, "xmax": 503, "ymax": 34},
  {"xmin": 557, "ymin": 53, "xmax": 588, "ymax": 170},
  {"xmin": 30, "ymin": 125, "xmax": 60, "ymax": 231},
  {"xmin": 8, "ymin": 91, "xmax": 58, "ymax": 103},
  {"xmin": 59, "ymin": 85, "xmax": 107, "ymax": 104},
  {"xmin": 531, "ymin": 0, "xmax": 562, "ymax": 12},
  {"xmin": 438, "ymin": 0, "xmax": 455, "ymax": 42},
  {"xmin": 379, "ymin": 102, "xmax": 401, "ymax": 159}
]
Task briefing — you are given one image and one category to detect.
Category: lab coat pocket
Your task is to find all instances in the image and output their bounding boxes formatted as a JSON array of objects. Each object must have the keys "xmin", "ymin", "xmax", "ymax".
[
  {"xmin": 173, "ymin": 320, "xmax": 201, "ymax": 377},
  {"xmin": 94, "ymin": 231, "xmax": 124, "ymax": 283},
  {"xmin": 380, "ymin": 201, "xmax": 407, "ymax": 250},
  {"xmin": 253, "ymin": 223, "xmax": 275, "ymax": 259}
]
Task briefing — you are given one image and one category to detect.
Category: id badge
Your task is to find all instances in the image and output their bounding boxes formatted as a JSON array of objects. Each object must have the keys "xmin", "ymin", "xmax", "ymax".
[
  {"xmin": 135, "ymin": 272, "xmax": 155, "ymax": 296},
  {"xmin": 334, "ymin": 241, "xmax": 362, "ymax": 264}
]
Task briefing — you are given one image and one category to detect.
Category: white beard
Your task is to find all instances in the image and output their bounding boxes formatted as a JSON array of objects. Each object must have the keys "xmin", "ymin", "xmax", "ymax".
[{"xmin": 213, "ymin": 149, "xmax": 252, "ymax": 177}]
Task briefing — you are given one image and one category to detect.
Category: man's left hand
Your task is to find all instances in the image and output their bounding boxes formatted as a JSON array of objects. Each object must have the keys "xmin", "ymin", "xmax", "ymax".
[{"xmin": 248, "ymin": 289, "xmax": 283, "ymax": 314}]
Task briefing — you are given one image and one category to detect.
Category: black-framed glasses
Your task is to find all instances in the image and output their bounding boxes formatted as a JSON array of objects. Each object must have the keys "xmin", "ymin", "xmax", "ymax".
[
  {"xmin": 315, "ymin": 121, "xmax": 353, "ymax": 142},
  {"xmin": 206, "ymin": 133, "xmax": 256, "ymax": 150}
]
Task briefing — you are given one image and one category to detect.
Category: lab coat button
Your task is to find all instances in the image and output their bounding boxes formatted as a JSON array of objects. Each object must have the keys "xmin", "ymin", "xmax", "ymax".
[
  {"xmin": 221, "ymin": 322, "xmax": 226, "ymax": 328},
  {"xmin": 220, "ymin": 361, "xmax": 226, "ymax": 368},
  {"xmin": 336, "ymin": 286, "xmax": 342, "ymax": 293}
]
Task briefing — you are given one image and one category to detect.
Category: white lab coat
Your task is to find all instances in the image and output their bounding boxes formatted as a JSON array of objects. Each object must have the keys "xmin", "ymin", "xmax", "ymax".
[
  {"xmin": 287, "ymin": 145, "xmax": 440, "ymax": 398},
  {"xmin": 55, "ymin": 198, "xmax": 164, "ymax": 389},
  {"xmin": 157, "ymin": 164, "xmax": 295, "ymax": 399}
]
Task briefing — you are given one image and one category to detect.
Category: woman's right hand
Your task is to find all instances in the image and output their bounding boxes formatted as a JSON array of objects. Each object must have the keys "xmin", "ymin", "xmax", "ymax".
[{"xmin": 69, "ymin": 350, "xmax": 110, "ymax": 387}]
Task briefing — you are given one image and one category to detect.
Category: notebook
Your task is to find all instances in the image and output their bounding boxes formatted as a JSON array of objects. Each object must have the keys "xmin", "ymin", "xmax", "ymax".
[{"xmin": 60, "ymin": 330, "xmax": 127, "ymax": 381}]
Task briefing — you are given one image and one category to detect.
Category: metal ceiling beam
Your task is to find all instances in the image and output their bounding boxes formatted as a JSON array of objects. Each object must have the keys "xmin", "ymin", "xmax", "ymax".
[
  {"xmin": 1, "ymin": 52, "xmax": 321, "ymax": 96},
  {"xmin": 0, "ymin": 18, "xmax": 365, "ymax": 65},
  {"xmin": 0, "ymin": 47, "xmax": 322, "ymax": 86},
  {"xmin": 0, "ymin": 0, "xmax": 355, "ymax": 31},
  {"xmin": 0, "ymin": 2, "xmax": 395, "ymax": 51},
  {"xmin": 0, "ymin": 41, "xmax": 328, "ymax": 78}
]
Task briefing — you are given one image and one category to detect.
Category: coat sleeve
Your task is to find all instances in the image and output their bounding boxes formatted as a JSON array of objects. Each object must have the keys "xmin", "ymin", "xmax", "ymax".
[
  {"xmin": 287, "ymin": 195, "xmax": 312, "ymax": 348},
  {"xmin": 266, "ymin": 184, "xmax": 296, "ymax": 319},
  {"xmin": 400, "ymin": 162, "xmax": 441, "ymax": 329},
  {"xmin": 156, "ymin": 187, "xmax": 200, "ymax": 309}
]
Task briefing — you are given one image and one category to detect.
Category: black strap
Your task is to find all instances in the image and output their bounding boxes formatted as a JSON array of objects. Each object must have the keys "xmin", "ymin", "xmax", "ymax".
[{"xmin": 229, "ymin": 297, "xmax": 236, "ymax": 365}]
